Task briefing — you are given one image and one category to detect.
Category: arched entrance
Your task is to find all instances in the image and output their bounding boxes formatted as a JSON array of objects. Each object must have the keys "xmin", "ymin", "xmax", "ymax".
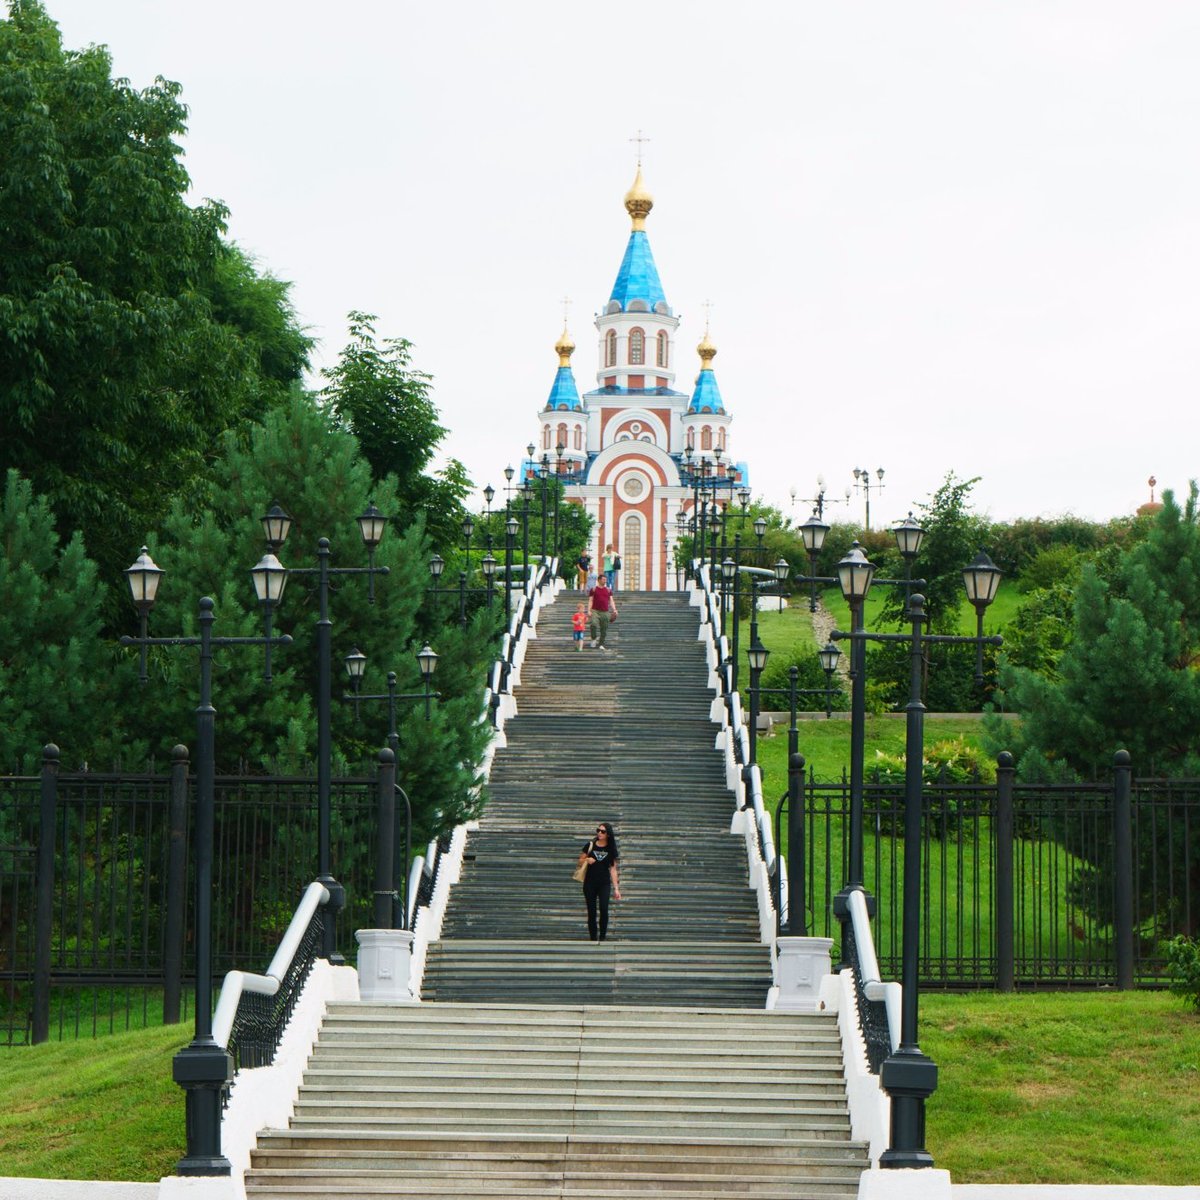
[{"xmin": 621, "ymin": 512, "xmax": 644, "ymax": 591}]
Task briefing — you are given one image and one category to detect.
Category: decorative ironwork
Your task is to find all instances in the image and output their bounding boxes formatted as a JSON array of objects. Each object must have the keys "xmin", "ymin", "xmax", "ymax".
[
  {"xmin": 226, "ymin": 907, "xmax": 323, "ymax": 1071},
  {"xmin": 840, "ymin": 913, "xmax": 892, "ymax": 1074}
]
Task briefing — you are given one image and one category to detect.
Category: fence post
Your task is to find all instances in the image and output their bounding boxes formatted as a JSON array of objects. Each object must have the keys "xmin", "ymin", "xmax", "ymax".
[
  {"xmin": 1113, "ymin": 749, "xmax": 1134, "ymax": 990},
  {"xmin": 995, "ymin": 751, "xmax": 1015, "ymax": 992},
  {"xmin": 788, "ymin": 752, "xmax": 807, "ymax": 936},
  {"xmin": 373, "ymin": 748, "xmax": 397, "ymax": 929},
  {"xmin": 32, "ymin": 744, "xmax": 60, "ymax": 1045},
  {"xmin": 163, "ymin": 744, "xmax": 190, "ymax": 1025}
]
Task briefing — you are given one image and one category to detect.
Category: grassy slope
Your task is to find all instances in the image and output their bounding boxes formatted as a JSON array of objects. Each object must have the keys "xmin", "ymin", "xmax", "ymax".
[
  {"xmin": 0, "ymin": 1023, "xmax": 185, "ymax": 1181},
  {"xmin": 1, "ymin": 995, "xmax": 1196, "ymax": 1184},
  {"xmin": 924, "ymin": 991, "xmax": 1200, "ymax": 1184}
]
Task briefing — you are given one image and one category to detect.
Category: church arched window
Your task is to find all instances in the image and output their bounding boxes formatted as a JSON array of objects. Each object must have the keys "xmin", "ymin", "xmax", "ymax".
[
  {"xmin": 686, "ymin": 427, "xmax": 695, "ymax": 450},
  {"xmin": 718, "ymin": 427, "xmax": 726, "ymax": 450},
  {"xmin": 543, "ymin": 425, "xmax": 552, "ymax": 450},
  {"xmin": 574, "ymin": 424, "xmax": 583, "ymax": 450},
  {"xmin": 605, "ymin": 330, "xmax": 617, "ymax": 367},
  {"xmin": 556, "ymin": 423, "xmax": 568, "ymax": 453},
  {"xmin": 656, "ymin": 331, "xmax": 668, "ymax": 368},
  {"xmin": 628, "ymin": 328, "xmax": 645, "ymax": 365},
  {"xmin": 701, "ymin": 426, "xmax": 712, "ymax": 451}
]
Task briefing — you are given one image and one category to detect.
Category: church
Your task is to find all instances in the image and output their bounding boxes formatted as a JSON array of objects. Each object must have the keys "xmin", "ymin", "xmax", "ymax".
[{"xmin": 527, "ymin": 167, "xmax": 749, "ymax": 591}]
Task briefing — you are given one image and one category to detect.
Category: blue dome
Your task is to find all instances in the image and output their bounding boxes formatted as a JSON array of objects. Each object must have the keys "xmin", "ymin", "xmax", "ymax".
[
  {"xmin": 689, "ymin": 369, "xmax": 725, "ymax": 414},
  {"xmin": 545, "ymin": 365, "xmax": 582, "ymax": 411},
  {"xmin": 609, "ymin": 230, "xmax": 666, "ymax": 310}
]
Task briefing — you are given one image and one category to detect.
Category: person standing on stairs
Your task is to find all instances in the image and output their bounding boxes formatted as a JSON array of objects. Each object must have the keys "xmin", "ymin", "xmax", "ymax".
[
  {"xmin": 577, "ymin": 822, "xmax": 621, "ymax": 941},
  {"xmin": 587, "ymin": 576, "xmax": 617, "ymax": 650},
  {"xmin": 576, "ymin": 549, "xmax": 592, "ymax": 591},
  {"xmin": 603, "ymin": 544, "xmax": 617, "ymax": 590},
  {"xmin": 572, "ymin": 602, "xmax": 588, "ymax": 651}
]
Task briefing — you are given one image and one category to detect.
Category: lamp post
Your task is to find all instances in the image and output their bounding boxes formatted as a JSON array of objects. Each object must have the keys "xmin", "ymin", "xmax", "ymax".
[
  {"xmin": 830, "ymin": 570, "xmax": 1002, "ymax": 1169},
  {"xmin": 343, "ymin": 645, "xmax": 439, "ymax": 929},
  {"xmin": 963, "ymin": 549, "xmax": 1002, "ymax": 686},
  {"xmin": 675, "ymin": 509, "xmax": 688, "ymax": 589},
  {"xmin": 746, "ymin": 632, "xmax": 769, "ymax": 768},
  {"xmin": 428, "ymin": 553, "xmax": 445, "ymax": 619},
  {"xmin": 462, "ymin": 513, "xmax": 475, "ymax": 575},
  {"xmin": 121, "ymin": 555, "xmax": 290, "ymax": 1177},
  {"xmin": 505, "ymin": 515, "xmax": 518, "ymax": 622},
  {"xmin": 554, "ymin": 443, "xmax": 565, "ymax": 560},
  {"xmin": 893, "ymin": 512, "xmax": 925, "ymax": 604},
  {"xmin": 853, "ymin": 466, "xmax": 885, "ymax": 530},
  {"xmin": 738, "ymin": 487, "xmax": 751, "ymax": 529},
  {"xmin": 836, "ymin": 543, "xmax": 876, "ymax": 893},
  {"xmin": 721, "ymin": 552, "xmax": 738, "ymax": 686},
  {"xmin": 261, "ymin": 502, "xmax": 389, "ymax": 963},
  {"xmin": 798, "ymin": 512, "xmax": 831, "ymax": 612},
  {"xmin": 538, "ymin": 453, "xmax": 550, "ymax": 559},
  {"xmin": 753, "ymin": 515, "xmax": 767, "ymax": 565}
]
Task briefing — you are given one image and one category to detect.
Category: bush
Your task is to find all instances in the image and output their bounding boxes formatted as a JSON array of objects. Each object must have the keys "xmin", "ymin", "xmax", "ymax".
[
  {"xmin": 1165, "ymin": 936, "xmax": 1200, "ymax": 1013},
  {"xmin": 752, "ymin": 650, "xmax": 847, "ymax": 713},
  {"xmin": 867, "ymin": 737, "xmax": 995, "ymax": 836}
]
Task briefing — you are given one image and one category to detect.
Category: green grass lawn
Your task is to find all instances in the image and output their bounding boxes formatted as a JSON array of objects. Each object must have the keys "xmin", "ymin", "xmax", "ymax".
[
  {"xmin": 0, "ymin": 1022, "xmax": 186, "ymax": 1181},
  {"xmin": 1, "ymin": 993, "xmax": 1195, "ymax": 1184},
  {"xmin": 924, "ymin": 990, "xmax": 1200, "ymax": 1184}
]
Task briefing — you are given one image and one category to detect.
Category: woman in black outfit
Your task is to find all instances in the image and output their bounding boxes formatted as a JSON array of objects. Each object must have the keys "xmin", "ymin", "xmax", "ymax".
[{"xmin": 577, "ymin": 821, "xmax": 621, "ymax": 941}]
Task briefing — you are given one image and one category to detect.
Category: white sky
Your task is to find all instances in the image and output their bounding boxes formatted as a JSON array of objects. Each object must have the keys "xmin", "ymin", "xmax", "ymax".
[{"xmin": 40, "ymin": 1, "xmax": 1200, "ymax": 527}]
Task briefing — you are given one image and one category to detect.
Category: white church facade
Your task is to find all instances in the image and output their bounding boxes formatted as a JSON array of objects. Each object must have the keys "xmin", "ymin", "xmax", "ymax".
[{"xmin": 527, "ymin": 168, "xmax": 748, "ymax": 591}]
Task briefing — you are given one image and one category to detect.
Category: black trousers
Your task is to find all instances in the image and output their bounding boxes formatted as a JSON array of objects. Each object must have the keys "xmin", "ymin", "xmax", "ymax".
[{"xmin": 583, "ymin": 876, "xmax": 611, "ymax": 941}]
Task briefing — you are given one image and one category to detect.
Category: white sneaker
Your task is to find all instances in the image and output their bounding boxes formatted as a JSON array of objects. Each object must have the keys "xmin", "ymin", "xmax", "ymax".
[{"xmin": 589, "ymin": 640, "xmax": 597, "ymax": 648}]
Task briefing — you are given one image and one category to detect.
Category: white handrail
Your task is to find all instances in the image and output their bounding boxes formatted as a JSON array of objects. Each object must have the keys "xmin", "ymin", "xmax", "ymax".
[
  {"xmin": 213, "ymin": 880, "xmax": 329, "ymax": 1050},
  {"xmin": 847, "ymin": 885, "xmax": 901, "ymax": 1051}
]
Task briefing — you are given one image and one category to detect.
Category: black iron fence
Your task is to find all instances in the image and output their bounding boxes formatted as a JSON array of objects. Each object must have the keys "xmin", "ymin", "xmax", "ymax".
[
  {"xmin": 783, "ymin": 767, "xmax": 1198, "ymax": 990},
  {"xmin": 0, "ymin": 749, "xmax": 375, "ymax": 1045}
]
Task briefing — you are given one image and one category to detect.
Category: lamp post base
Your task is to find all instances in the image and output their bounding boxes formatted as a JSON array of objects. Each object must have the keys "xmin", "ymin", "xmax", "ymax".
[
  {"xmin": 172, "ymin": 1040, "xmax": 234, "ymax": 1176},
  {"xmin": 879, "ymin": 1045, "xmax": 938, "ymax": 1169},
  {"xmin": 356, "ymin": 928, "xmax": 417, "ymax": 1003}
]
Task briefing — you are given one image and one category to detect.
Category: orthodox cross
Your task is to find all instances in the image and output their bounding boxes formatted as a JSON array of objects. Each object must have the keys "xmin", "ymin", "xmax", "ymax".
[{"xmin": 629, "ymin": 129, "xmax": 651, "ymax": 166}]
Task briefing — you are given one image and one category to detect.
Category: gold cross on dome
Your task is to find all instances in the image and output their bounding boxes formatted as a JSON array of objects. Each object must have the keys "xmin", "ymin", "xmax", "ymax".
[
  {"xmin": 562, "ymin": 296, "xmax": 572, "ymax": 326},
  {"xmin": 701, "ymin": 299, "xmax": 714, "ymax": 336},
  {"xmin": 629, "ymin": 129, "xmax": 651, "ymax": 167}
]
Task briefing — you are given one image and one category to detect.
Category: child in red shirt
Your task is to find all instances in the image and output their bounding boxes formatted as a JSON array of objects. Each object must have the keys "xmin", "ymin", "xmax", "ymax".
[{"xmin": 572, "ymin": 603, "xmax": 588, "ymax": 651}]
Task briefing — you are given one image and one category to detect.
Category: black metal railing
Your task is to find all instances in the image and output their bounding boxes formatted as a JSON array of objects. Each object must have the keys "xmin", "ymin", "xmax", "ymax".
[{"xmin": 225, "ymin": 900, "xmax": 325, "ymax": 1071}]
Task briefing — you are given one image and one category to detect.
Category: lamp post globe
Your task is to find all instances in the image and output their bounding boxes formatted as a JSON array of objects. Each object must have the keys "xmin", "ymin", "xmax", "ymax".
[
  {"xmin": 261, "ymin": 504, "xmax": 293, "ymax": 552},
  {"xmin": 356, "ymin": 502, "xmax": 387, "ymax": 551},
  {"xmin": 963, "ymin": 549, "xmax": 1002, "ymax": 683}
]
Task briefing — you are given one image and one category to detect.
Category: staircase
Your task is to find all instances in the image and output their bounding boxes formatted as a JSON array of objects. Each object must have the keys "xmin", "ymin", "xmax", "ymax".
[
  {"xmin": 423, "ymin": 591, "xmax": 771, "ymax": 1008},
  {"xmin": 243, "ymin": 589, "xmax": 869, "ymax": 1198},
  {"xmin": 247, "ymin": 1002, "xmax": 867, "ymax": 1198}
]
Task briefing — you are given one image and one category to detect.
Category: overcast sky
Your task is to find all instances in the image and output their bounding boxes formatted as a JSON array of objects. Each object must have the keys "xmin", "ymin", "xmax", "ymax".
[{"xmin": 39, "ymin": 1, "xmax": 1200, "ymax": 528}]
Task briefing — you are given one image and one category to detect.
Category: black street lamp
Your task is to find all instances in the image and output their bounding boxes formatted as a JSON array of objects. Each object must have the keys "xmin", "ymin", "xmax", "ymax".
[
  {"xmin": 798, "ymin": 511, "xmax": 831, "ymax": 612},
  {"xmin": 831, "ymin": 571, "xmax": 1002, "ymax": 1169},
  {"xmin": 853, "ymin": 465, "xmax": 885, "ymax": 530},
  {"xmin": 746, "ymin": 633, "xmax": 769, "ymax": 768},
  {"xmin": 675, "ymin": 509, "xmax": 689, "ymax": 588},
  {"xmin": 343, "ymin": 645, "xmax": 439, "ymax": 929},
  {"xmin": 261, "ymin": 502, "xmax": 389, "ymax": 963},
  {"xmin": 836, "ymin": 543, "xmax": 876, "ymax": 893},
  {"xmin": 121, "ymin": 556, "xmax": 290, "ymax": 1177},
  {"xmin": 753, "ymin": 515, "xmax": 767, "ymax": 564},
  {"xmin": 893, "ymin": 512, "xmax": 925, "ymax": 603},
  {"xmin": 462, "ymin": 513, "xmax": 475, "ymax": 575},
  {"xmin": 504, "ymin": 515, "xmax": 518, "ymax": 621},
  {"xmin": 963, "ymin": 549, "xmax": 1002, "ymax": 685}
]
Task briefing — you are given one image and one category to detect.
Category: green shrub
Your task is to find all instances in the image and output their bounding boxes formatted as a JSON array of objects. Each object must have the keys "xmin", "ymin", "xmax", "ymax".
[
  {"xmin": 867, "ymin": 737, "xmax": 995, "ymax": 836},
  {"xmin": 1165, "ymin": 936, "xmax": 1200, "ymax": 1013}
]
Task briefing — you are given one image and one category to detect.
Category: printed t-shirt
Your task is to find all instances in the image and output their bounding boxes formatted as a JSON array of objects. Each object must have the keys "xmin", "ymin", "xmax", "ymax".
[
  {"xmin": 581, "ymin": 841, "xmax": 618, "ymax": 886},
  {"xmin": 572, "ymin": 612, "xmax": 588, "ymax": 632}
]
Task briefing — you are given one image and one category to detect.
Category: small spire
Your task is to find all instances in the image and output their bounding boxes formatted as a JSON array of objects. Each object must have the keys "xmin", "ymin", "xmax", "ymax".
[
  {"xmin": 554, "ymin": 323, "xmax": 575, "ymax": 367},
  {"xmin": 624, "ymin": 166, "xmax": 654, "ymax": 231}
]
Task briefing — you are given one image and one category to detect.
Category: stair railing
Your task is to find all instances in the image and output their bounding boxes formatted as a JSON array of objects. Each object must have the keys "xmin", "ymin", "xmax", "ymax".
[
  {"xmin": 213, "ymin": 880, "xmax": 331, "ymax": 1070},
  {"xmin": 693, "ymin": 559, "xmax": 779, "ymax": 943}
]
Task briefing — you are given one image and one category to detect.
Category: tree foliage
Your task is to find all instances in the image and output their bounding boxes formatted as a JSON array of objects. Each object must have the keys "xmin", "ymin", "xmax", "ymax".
[
  {"xmin": 319, "ymin": 311, "xmax": 471, "ymax": 550},
  {"xmin": 0, "ymin": 469, "xmax": 140, "ymax": 773},
  {"xmin": 987, "ymin": 484, "xmax": 1200, "ymax": 779},
  {"xmin": 0, "ymin": 1, "xmax": 310, "ymax": 585},
  {"xmin": 131, "ymin": 394, "xmax": 491, "ymax": 837}
]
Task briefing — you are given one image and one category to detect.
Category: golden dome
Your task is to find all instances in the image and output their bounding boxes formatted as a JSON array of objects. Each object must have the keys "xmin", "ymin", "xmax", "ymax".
[
  {"xmin": 624, "ymin": 166, "xmax": 654, "ymax": 230},
  {"xmin": 554, "ymin": 325, "xmax": 575, "ymax": 367},
  {"xmin": 697, "ymin": 330, "xmax": 717, "ymax": 369}
]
